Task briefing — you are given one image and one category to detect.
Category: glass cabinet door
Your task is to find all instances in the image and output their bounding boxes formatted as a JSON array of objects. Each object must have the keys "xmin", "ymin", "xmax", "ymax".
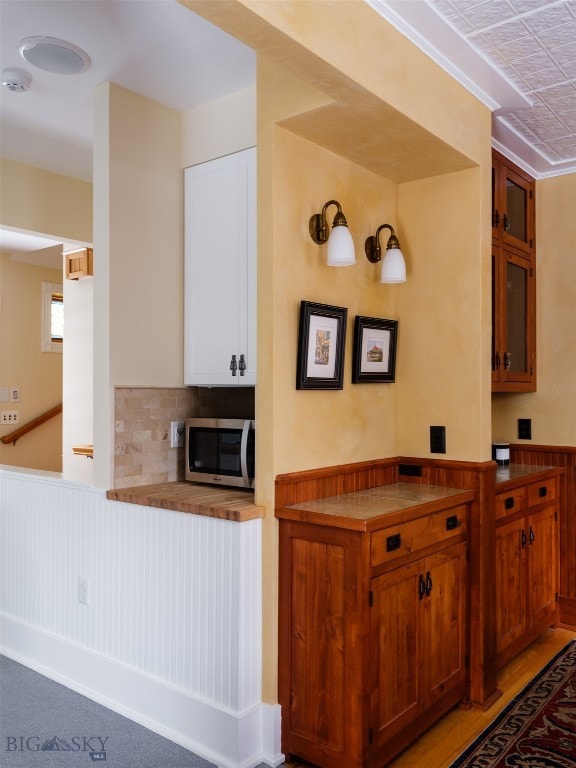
[
  {"xmin": 503, "ymin": 166, "xmax": 533, "ymax": 253},
  {"xmin": 493, "ymin": 247, "xmax": 535, "ymax": 389},
  {"xmin": 492, "ymin": 152, "xmax": 534, "ymax": 255}
]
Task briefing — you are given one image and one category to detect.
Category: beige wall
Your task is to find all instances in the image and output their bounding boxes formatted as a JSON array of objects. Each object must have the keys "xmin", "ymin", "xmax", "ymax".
[
  {"xmin": 255, "ymin": 31, "xmax": 490, "ymax": 695},
  {"xmin": 0, "ymin": 255, "xmax": 63, "ymax": 470},
  {"xmin": 0, "ymin": 160, "xmax": 93, "ymax": 475},
  {"xmin": 492, "ymin": 173, "xmax": 576, "ymax": 445},
  {"xmin": 182, "ymin": 84, "xmax": 256, "ymax": 166},
  {"xmin": 92, "ymin": 83, "xmax": 183, "ymax": 488},
  {"xmin": 397, "ymin": 165, "xmax": 492, "ymax": 460},
  {"xmin": 0, "ymin": 157, "xmax": 91, "ymax": 243}
]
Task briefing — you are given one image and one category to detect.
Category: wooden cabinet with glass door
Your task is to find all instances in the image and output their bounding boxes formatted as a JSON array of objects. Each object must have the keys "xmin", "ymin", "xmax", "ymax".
[
  {"xmin": 492, "ymin": 150, "xmax": 536, "ymax": 392},
  {"xmin": 492, "ymin": 149, "xmax": 535, "ymax": 255}
]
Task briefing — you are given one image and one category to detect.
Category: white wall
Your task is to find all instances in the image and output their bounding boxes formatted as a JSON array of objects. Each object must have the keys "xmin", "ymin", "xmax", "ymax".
[
  {"xmin": 62, "ymin": 272, "xmax": 94, "ymax": 482},
  {"xmin": 0, "ymin": 468, "xmax": 280, "ymax": 768}
]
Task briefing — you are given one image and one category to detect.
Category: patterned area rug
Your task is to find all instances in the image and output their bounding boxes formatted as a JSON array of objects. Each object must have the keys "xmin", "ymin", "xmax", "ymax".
[{"xmin": 450, "ymin": 640, "xmax": 576, "ymax": 767}]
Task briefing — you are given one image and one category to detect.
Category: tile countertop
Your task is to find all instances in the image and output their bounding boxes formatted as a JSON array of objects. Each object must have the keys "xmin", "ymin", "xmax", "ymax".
[
  {"xmin": 495, "ymin": 463, "xmax": 563, "ymax": 488},
  {"xmin": 106, "ymin": 482, "xmax": 265, "ymax": 522},
  {"xmin": 276, "ymin": 482, "xmax": 476, "ymax": 532}
]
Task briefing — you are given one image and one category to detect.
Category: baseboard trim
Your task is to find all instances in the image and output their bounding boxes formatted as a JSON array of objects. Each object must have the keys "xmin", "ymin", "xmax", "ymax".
[{"xmin": 1, "ymin": 614, "xmax": 283, "ymax": 768}]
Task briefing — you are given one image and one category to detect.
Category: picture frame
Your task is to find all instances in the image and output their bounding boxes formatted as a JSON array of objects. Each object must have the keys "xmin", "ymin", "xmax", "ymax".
[
  {"xmin": 352, "ymin": 316, "xmax": 398, "ymax": 383},
  {"xmin": 296, "ymin": 301, "xmax": 347, "ymax": 390}
]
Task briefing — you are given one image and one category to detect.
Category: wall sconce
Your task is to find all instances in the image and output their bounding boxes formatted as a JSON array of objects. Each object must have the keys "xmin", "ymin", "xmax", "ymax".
[
  {"xmin": 365, "ymin": 224, "xmax": 407, "ymax": 283},
  {"xmin": 309, "ymin": 199, "xmax": 356, "ymax": 266}
]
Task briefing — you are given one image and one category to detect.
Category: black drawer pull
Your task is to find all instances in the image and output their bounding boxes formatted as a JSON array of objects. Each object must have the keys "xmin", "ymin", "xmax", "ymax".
[
  {"xmin": 386, "ymin": 533, "xmax": 401, "ymax": 552},
  {"xmin": 446, "ymin": 515, "xmax": 461, "ymax": 531},
  {"xmin": 505, "ymin": 497, "xmax": 515, "ymax": 510},
  {"xmin": 539, "ymin": 486, "xmax": 548, "ymax": 498}
]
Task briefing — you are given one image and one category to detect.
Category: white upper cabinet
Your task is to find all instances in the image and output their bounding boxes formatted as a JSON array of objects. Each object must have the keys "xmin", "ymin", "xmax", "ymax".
[{"xmin": 184, "ymin": 147, "xmax": 256, "ymax": 387}]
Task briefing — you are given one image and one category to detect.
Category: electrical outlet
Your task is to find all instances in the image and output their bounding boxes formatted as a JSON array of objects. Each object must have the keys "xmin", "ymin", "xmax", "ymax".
[
  {"xmin": 1, "ymin": 411, "xmax": 19, "ymax": 425},
  {"xmin": 430, "ymin": 425, "xmax": 446, "ymax": 454},
  {"xmin": 78, "ymin": 577, "xmax": 88, "ymax": 606},
  {"xmin": 518, "ymin": 418, "xmax": 532, "ymax": 440},
  {"xmin": 170, "ymin": 421, "xmax": 185, "ymax": 448}
]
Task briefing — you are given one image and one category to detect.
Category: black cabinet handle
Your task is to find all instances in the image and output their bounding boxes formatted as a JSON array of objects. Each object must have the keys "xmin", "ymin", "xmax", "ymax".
[
  {"xmin": 446, "ymin": 515, "xmax": 461, "ymax": 531},
  {"xmin": 521, "ymin": 529, "xmax": 527, "ymax": 548},
  {"xmin": 539, "ymin": 486, "xmax": 548, "ymax": 498},
  {"xmin": 505, "ymin": 497, "xmax": 515, "ymax": 510},
  {"xmin": 239, "ymin": 354, "xmax": 246, "ymax": 376},
  {"xmin": 419, "ymin": 574, "xmax": 426, "ymax": 601},
  {"xmin": 230, "ymin": 354, "xmax": 237, "ymax": 376},
  {"xmin": 425, "ymin": 572, "xmax": 433, "ymax": 596},
  {"xmin": 386, "ymin": 533, "xmax": 401, "ymax": 552},
  {"xmin": 529, "ymin": 527, "xmax": 535, "ymax": 544}
]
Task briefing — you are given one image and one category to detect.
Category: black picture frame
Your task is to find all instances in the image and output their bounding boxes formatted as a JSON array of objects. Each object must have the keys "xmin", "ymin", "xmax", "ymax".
[
  {"xmin": 296, "ymin": 301, "xmax": 347, "ymax": 390},
  {"xmin": 352, "ymin": 316, "xmax": 398, "ymax": 383}
]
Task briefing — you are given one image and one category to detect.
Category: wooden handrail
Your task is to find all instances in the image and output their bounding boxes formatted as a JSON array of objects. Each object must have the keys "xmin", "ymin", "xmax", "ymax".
[{"xmin": 1, "ymin": 403, "xmax": 62, "ymax": 445}]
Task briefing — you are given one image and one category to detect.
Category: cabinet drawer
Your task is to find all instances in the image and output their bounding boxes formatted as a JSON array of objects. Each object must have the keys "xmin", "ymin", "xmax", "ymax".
[
  {"xmin": 495, "ymin": 488, "xmax": 526, "ymax": 521},
  {"xmin": 371, "ymin": 506, "xmax": 467, "ymax": 567},
  {"xmin": 527, "ymin": 478, "xmax": 556, "ymax": 507}
]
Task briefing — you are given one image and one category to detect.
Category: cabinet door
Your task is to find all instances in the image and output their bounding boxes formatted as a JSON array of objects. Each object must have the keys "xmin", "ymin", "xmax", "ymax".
[
  {"xmin": 370, "ymin": 562, "xmax": 421, "ymax": 748},
  {"xmin": 422, "ymin": 543, "xmax": 467, "ymax": 708},
  {"xmin": 528, "ymin": 505, "xmax": 557, "ymax": 629},
  {"xmin": 279, "ymin": 527, "xmax": 365, "ymax": 766},
  {"xmin": 493, "ymin": 153, "xmax": 534, "ymax": 255},
  {"xmin": 492, "ymin": 246, "xmax": 535, "ymax": 391},
  {"xmin": 184, "ymin": 148, "xmax": 256, "ymax": 386},
  {"xmin": 496, "ymin": 517, "xmax": 526, "ymax": 656}
]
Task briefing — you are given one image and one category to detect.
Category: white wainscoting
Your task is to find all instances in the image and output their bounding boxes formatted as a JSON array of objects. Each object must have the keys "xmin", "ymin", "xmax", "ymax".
[{"xmin": 0, "ymin": 468, "xmax": 282, "ymax": 768}]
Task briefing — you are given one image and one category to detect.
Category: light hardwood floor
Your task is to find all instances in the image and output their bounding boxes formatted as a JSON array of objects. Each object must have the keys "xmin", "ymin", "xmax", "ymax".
[{"xmin": 283, "ymin": 627, "xmax": 576, "ymax": 768}]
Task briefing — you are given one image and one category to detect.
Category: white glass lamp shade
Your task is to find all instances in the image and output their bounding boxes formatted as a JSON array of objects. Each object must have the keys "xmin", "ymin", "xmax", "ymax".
[
  {"xmin": 380, "ymin": 247, "xmax": 406, "ymax": 283},
  {"xmin": 326, "ymin": 224, "xmax": 356, "ymax": 266}
]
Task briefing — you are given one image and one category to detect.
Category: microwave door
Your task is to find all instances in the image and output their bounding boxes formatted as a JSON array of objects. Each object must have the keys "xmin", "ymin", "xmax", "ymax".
[{"xmin": 240, "ymin": 420, "xmax": 250, "ymax": 487}]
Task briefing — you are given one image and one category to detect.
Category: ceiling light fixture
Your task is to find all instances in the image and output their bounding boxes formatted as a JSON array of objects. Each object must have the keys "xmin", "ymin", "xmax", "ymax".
[
  {"xmin": 309, "ymin": 199, "xmax": 356, "ymax": 266},
  {"xmin": 365, "ymin": 224, "xmax": 407, "ymax": 283},
  {"xmin": 19, "ymin": 36, "xmax": 91, "ymax": 75},
  {"xmin": 1, "ymin": 68, "xmax": 32, "ymax": 92}
]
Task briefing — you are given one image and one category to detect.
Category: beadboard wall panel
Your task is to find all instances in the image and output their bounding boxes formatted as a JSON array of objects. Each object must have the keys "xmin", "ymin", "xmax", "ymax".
[{"xmin": 0, "ymin": 469, "xmax": 280, "ymax": 768}]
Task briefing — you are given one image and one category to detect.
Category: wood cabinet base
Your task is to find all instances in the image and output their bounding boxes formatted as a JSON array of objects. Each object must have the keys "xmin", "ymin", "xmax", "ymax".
[{"xmin": 277, "ymin": 489, "xmax": 472, "ymax": 768}]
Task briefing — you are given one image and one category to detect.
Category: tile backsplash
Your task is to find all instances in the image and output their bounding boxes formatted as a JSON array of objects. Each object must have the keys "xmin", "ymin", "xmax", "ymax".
[{"xmin": 113, "ymin": 386, "xmax": 255, "ymax": 489}]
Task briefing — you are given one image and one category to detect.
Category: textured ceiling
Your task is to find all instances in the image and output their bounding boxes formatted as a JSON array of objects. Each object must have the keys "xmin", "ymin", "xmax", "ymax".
[
  {"xmin": 430, "ymin": 0, "xmax": 576, "ymax": 167},
  {"xmin": 371, "ymin": 0, "xmax": 576, "ymax": 177}
]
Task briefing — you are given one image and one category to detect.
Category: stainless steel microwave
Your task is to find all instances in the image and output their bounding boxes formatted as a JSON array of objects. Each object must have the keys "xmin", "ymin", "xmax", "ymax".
[{"xmin": 185, "ymin": 418, "xmax": 255, "ymax": 488}]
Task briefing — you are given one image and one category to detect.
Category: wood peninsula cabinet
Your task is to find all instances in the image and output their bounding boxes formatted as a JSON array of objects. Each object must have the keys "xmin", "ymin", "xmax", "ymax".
[
  {"xmin": 276, "ymin": 484, "xmax": 474, "ymax": 768},
  {"xmin": 491, "ymin": 149, "xmax": 536, "ymax": 393},
  {"xmin": 495, "ymin": 466, "xmax": 561, "ymax": 669}
]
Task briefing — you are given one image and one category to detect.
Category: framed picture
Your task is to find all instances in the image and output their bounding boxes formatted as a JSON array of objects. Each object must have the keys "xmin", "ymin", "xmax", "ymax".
[
  {"xmin": 296, "ymin": 301, "xmax": 347, "ymax": 390},
  {"xmin": 352, "ymin": 316, "xmax": 398, "ymax": 383}
]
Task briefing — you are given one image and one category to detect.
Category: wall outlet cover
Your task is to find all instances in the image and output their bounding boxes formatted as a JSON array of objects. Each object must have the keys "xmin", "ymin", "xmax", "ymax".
[
  {"xmin": 518, "ymin": 418, "xmax": 532, "ymax": 440},
  {"xmin": 170, "ymin": 421, "xmax": 185, "ymax": 448},
  {"xmin": 430, "ymin": 425, "xmax": 447, "ymax": 454}
]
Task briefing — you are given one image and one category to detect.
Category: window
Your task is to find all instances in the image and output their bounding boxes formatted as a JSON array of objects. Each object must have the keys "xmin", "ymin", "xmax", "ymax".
[{"xmin": 42, "ymin": 282, "xmax": 64, "ymax": 352}]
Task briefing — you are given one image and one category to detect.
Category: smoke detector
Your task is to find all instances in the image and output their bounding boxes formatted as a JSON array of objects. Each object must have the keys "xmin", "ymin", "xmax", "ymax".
[
  {"xmin": 19, "ymin": 36, "xmax": 91, "ymax": 75},
  {"xmin": 1, "ymin": 68, "xmax": 32, "ymax": 92}
]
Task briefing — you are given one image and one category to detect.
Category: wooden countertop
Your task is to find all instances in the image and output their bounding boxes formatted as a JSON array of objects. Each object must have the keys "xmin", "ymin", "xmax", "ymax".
[
  {"xmin": 106, "ymin": 482, "xmax": 265, "ymax": 522},
  {"xmin": 276, "ymin": 482, "xmax": 475, "ymax": 532}
]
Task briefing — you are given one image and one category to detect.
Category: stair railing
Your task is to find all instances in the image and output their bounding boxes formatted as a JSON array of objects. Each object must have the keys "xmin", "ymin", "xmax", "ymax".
[{"xmin": 0, "ymin": 403, "xmax": 62, "ymax": 446}]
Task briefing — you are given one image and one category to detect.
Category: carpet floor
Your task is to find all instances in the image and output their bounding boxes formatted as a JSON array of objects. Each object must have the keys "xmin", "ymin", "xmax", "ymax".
[
  {"xmin": 449, "ymin": 640, "xmax": 576, "ymax": 767},
  {"xmin": 0, "ymin": 655, "xmax": 269, "ymax": 768}
]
